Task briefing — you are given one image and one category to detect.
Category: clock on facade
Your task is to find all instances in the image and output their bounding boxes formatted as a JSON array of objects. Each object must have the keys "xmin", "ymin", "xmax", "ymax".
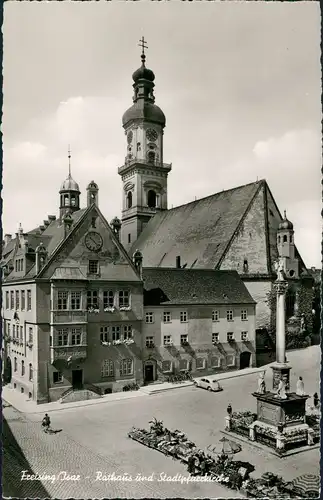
[
  {"xmin": 84, "ymin": 231, "xmax": 103, "ymax": 252},
  {"xmin": 127, "ymin": 131, "xmax": 133, "ymax": 144},
  {"xmin": 146, "ymin": 128, "xmax": 158, "ymax": 142}
]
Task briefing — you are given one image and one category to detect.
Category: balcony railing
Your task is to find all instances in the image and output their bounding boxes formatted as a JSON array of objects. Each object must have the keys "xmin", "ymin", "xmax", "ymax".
[
  {"xmin": 50, "ymin": 345, "xmax": 87, "ymax": 364},
  {"xmin": 118, "ymin": 158, "xmax": 172, "ymax": 174},
  {"xmin": 52, "ymin": 310, "xmax": 87, "ymax": 324}
]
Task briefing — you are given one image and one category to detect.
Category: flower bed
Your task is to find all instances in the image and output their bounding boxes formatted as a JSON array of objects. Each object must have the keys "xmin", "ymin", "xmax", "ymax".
[{"xmin": 128, "ymin": 420, "xmax": 307, "ymax": 498}]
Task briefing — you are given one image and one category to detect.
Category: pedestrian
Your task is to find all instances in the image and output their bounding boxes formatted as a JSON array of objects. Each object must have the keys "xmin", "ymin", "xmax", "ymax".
[
  {"xmin": 227, "ymin": 403, "xmax": 232, "ymax": 417},
  {"xmin": 313, "ymin": 392, "xmax": 319, "ymax": 408},
  {"xmin": 187, "ymin": 454, "xmax": 195, "ymax": 475},
  {"xmin": 42, "ymin": 413, "xmax": 51, "ymax": 432}
]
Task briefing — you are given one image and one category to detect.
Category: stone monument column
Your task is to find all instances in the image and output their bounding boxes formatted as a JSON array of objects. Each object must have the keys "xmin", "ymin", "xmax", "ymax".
[{"xmin": 271, "ymin": 265, "xmax": 291, "ymax": 391}]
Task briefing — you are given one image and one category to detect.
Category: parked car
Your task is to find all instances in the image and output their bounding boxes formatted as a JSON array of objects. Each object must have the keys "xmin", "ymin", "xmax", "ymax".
[{"xmin": 193, "ymin": 377, "xmax": 223, "ymax": 392}]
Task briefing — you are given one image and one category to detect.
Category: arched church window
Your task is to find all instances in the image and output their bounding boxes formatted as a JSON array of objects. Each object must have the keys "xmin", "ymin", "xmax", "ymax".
[
  {"xmin": 127, "ymin": 191, "xmax": 132, "ymax": 209},
  {"xmin": 278, "ymin": 236, "xmax": 281, "ymax": 243},
  {"xmin": 283, "ymin": 235, "xmax": 288, "ymax": 243},
  {"xmin": 243, "ymin": 259, "xmax": 249, "ymax": 273},
  {"xmin": 147, "ymin": 151, "xmax": 155, "ymax": 164},
  {"xmin": 147, "ymin": 190, "xmax": 157, "ymax": 208},
  {"xmin": 137, "ymin": 143, "xmax": 141, "ymax": 152}
]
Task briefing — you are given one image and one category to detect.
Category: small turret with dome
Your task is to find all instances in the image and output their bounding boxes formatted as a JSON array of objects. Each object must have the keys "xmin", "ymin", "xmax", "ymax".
[
  {"xmin": 277, "ymin": 210, "xmax": 299, "ymax": 279},
  {"xmin": 59, "ymin": 147, "xmax": 80, "ymax": 219}
]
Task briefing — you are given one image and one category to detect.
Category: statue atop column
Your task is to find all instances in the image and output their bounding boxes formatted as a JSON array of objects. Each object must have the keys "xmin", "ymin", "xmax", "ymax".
[{"xmin": 274, "ymin": 259, "xmax": 285, "ymax": 282}]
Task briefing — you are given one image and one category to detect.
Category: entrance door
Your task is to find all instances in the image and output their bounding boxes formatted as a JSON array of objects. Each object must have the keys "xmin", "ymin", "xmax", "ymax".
[
  {"xmin": 72, "ymin": 369, "xmax": 83, "ymax": 389},
  {"xmin": 144, "ymin": 363, "xmax": 154, "ymax": 383},
  {"xmin": 240, "ymin": 352, "xmax": 251, "ymax": 370}
]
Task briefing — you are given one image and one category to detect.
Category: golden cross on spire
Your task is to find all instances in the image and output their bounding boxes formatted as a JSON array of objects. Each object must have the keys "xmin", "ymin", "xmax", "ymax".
[
  {"xmin": 68, "ymin": 145, "xmax": 71, "ymax": 177},
  {"xmin": 138, "ymin": 36, "xmax": 148, "ymax": 55}
]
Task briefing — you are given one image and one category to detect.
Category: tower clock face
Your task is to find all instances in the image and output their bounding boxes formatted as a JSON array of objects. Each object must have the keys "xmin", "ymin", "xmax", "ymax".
[
  {"xmin": 84, "ymin": 231, "xmax": 103, "ymax": 252},
  {"xmin": 127, "ymin": 131, "xmax": 133, "ymax": 144},
  {"xmin": 146, "ymin": 128, "xmax": 158, "ymax": 142}
]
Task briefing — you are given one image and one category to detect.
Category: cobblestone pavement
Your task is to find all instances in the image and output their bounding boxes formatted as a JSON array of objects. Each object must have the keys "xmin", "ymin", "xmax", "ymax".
[{"xmin": 4, "ymin": 347, "xmax": 320, "ymax": 498}]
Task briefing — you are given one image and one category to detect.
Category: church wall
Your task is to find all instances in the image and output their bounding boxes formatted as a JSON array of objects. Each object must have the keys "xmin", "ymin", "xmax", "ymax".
[
  {"xmin": 220, "ymin": 186, "xmax": 269, "ymax": 274},
  {"xmin": 265, "ymin": 186, "xmax": 281, "ymax": 271},
  {"xmin": 243, "ymin": 280, "xmax": 272, "ymax": 330}
]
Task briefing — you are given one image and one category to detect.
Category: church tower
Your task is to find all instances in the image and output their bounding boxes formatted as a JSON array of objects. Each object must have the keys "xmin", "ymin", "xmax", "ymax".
[
  {"xmin": 59, "ymin": 148, "xmax": 80, "ymax": 219},
  {"xmin": 119, "ymin": 37, "xmax": 172, "ymax": 251},
  {"xmin": 277, "ymin": 211, "xmax": 299, "ymax": 279}
]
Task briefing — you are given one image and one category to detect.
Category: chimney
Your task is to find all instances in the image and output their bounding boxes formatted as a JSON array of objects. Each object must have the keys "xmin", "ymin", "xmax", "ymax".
[
  {"xmin": 48, "ymin": 215, "xmax": 56, "ymax": 222},
  {"xmin": 133, "ymin": 249, "xmax": 143, "ymax": 279},
  {"xmin": 4, "ymin": 234, "xmax": 12, "ymax": 246},
  {"xmin": 176, "ymin": 256, "xmax": 181, "ymax": 269}
]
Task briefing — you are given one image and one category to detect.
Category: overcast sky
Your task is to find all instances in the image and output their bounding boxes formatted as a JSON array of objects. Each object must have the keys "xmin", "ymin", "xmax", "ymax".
[{"xmin": 2, "ymin": 2, "xmax": 321, "ymax": 267}]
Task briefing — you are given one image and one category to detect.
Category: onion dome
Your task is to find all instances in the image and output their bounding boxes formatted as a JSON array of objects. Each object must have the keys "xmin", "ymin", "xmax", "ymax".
[
  {"xmin": 122, "ymin": 102, "xmax": 166, "ymax": 127},
  {"xmin": 60, "ymin": 174, "xmax": 80, "ymax": 192},
  {"xmin": 278, "ymin": 210, "xmax": 294, "ymax": 231},
  {"xmin": 132, "ymin": 64, "xmax": 155, "ymax": 83}
]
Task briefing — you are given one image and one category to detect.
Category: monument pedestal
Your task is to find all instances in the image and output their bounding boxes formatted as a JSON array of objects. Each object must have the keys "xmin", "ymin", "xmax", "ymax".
[
  {"xmin": 249, "ymin": 392, "xmax": 310, "ymax": 453},
  {"xmin": 271, "ymin": 363, "xmax": 292, "ymax": 391}
]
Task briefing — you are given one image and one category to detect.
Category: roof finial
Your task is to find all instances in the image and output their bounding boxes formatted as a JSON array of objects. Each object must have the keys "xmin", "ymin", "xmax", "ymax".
[
  {"xmin": 68, "ymin": 144, "xmax": 71, "ymax": 177},
  {"xmin": 138, "ymin": 36, "xmax": 148, "ymax": 66},
  {"xmin": 284, "ymin": 210, "xmax": 287, "ymax": 219}
]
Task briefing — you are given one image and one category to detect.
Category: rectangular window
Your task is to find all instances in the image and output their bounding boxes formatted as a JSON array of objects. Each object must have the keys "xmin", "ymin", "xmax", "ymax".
[
  {"xmin": 87, "ymin": 290, "xmax": 98, "ymax": 309},
  {"xmin": 12, "ymin": 324, "xmax": 16, "ymax": 338},
  {"xmin": 91, "ymin": 217, "xmax": 96, "ymax": 228},
  {"xmin": 128, "ymin": 234, "xmax": 131, "ymax": 244},
  {"xmin": 21, "ymin": 360, "xmax": 25, "ymax": 376},
  {"xmin": 21, "ymin": 290, "xmax": 25, "ymax": 310},
  {"xmin": 145, "ymin": 336, "xmax": 154, "ymax": 348},
  {"xmin": 180, "ymin": 311, "xmax": 188, "ymax": 323},
  {"xmin": 145, "ymin": 312, "xmax": 154, "ymax": 323},
  {"xmin": 15, "ymin": 291, "xmax": 20, "ymax": 310},
  {"xmin": 227, "ymin": 354, "xmax": 235, "ymax": 367},
  {"xmin": 180, "ymin": 334, "xmax": 188, "ymax": 345},
  {"xmin": 123, "ymin": 325, "xmax": 133, "ymax": 340},
  {"xmin": 211, "ymin": 356, "xmax": 220, "ymax": 368},
  {"xmin": 196, "ymin": 358, "xmax": 206, "ymax": 370},
  {"xmin": 120, "ymin": 358, "xmax": 133, "ymax": 376},
  {"xmin": 20, "ymin": 326, "xmax": 23, "ymax": 340},
  {"xmin": 10, "ymin": 291, "xmax": 14, "ymax": 309},
  {"xmin": 71, "ymin": 328, "xmax": 82, "ymax": 345},
  {"xmin": 88, "ymin": 260, "xmax": 99, "ymax": 274},
  {"xmin": 212, "ymin": 310, "xmax": 219, "ymax": 322},
  {"xmin": 112, "ymin": 326, "xmax": 121, "ymax": 341},
  {"xmin": 100, "ymin": 326, "xmax": 109, "ymax": 343},
  {"xmin": 53, "ymin": 371, "xmax": 63, "ymax": 384},
  {"xmin": 212, "ymin": 332, "xmax": 219, "ymax": 344},
  {"xmin": 101, "ymin": 359, "xmax": 114, "ymax": 377},
  {"xmin": 28, "ymin": 327, "xmax": 33, "ymax": 344},
  {"xmin": 163, "ymin": 311, "xmax": 171, "ymax": 323},
  {"xmin": 71, "ymin": 291, "xmax": 81, "ymax": 310},
  {"xmin": 15, "ymin": 260, "xmax": 18, "ymax": 272},
  {"xmin": 179, "ymin": 359, "xmax": 188, "ymax": 371},
  {"xmin": 6, "ymin": 291, "xmax": 9, "ymax": 309},
  {"xmin": 241, "ymin": 331, "xmax": 248, "ymax": 341},
  {"xmin": 27, "ymin": 290, "xmax": 32, "ymax": 310},
  {"xmin": 103, "ymin": 291, "xmax": 114, "ymax": 309},
  {"xmin": 227, "ymin": 332, "xmax": 234, "ymax": 342},
  {"xmin": 163, "ymin": 335, "xmax": 172, "ymax": 346},
  {"xmin": 29, "ymin": 364, "xmax": 33, "ymax": 381},
  {"xmin": 241, "ymin": 310, "xmax": 248, "ymax": 321},
  {"xmin": 14, "ymin": 357, "xmax": 17, "ymax": 372},
  {"xmin": 119, "ymin": 290, "xmax": 130, "ymax": 308},
  {"xmin": 58, "ymin": 328, "xmax": 68, "ymax": 346},
  {"xmin": 162, "ymin": 360, "xmax": 172, "ymax": 373},
  {"xmin": 226, "ymin": 310, "xmax": 233, "ymax": 321},
  {"xmin": 7, "ymin": 324, "xmax": 11, "ymax": 337},
  {"xmin": 57, "ymin": 291, "xmax": 68, "ymax": 310}
]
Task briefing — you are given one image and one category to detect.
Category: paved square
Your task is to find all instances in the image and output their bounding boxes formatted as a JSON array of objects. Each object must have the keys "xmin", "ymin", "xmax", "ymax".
[{"xmin": 3, "ymin": 347, "xmax": 320, "ymax": 498}]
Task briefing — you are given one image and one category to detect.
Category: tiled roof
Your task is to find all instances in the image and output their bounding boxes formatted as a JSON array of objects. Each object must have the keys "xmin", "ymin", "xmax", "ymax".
[
  {"xmin": 143, "ymin": 268, "xmax": 256, "ymax": 306},
  {"xmin": 2, "ymin": 208, "xmax": 87, "ymax": 281},
  {"xmin": 133, "ymin": 181, "xmax": 262, "ymax": 269}
]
